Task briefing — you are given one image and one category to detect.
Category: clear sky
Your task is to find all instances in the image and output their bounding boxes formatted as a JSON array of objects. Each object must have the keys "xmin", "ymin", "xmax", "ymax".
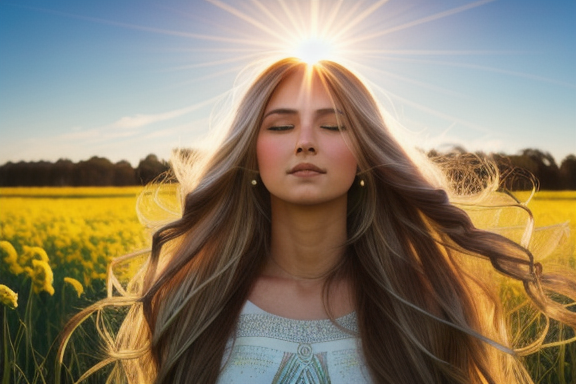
[{"xmin": 1, "ymin": 0, "xmax": 575, "ymax": 166}]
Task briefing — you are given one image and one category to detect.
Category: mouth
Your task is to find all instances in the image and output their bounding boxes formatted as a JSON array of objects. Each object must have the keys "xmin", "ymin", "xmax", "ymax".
[{"xmin": 288, "ymin": 163, "xmax": 326, "ymax": 175}]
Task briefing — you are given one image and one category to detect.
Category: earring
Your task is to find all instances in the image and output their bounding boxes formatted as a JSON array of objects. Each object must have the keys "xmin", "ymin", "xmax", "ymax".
[
  {"xmin": 359, "ymin": 179, "xmax": 365, "ymax": 187},
  {"xmin": 251, "ymin": 179, "xmax": 257, "ymax": 186}
]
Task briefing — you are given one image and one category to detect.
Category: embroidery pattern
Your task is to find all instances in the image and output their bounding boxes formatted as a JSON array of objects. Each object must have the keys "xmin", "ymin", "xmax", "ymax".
[
  {"xmin": 272, "ymin": 343, "xmax": 331, "ymax": 384},
  {"xmin": 235, "ymin": 313, "xmax": 358, "ymax": 343}
]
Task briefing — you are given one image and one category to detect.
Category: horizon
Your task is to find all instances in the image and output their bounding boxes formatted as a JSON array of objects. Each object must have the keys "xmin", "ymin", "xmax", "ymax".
[
  {"xmin": 1, "ymin": 0, "xmax": 575, "ymax": 167},
  {"xmin": 0, "ymin": 145, "xmax": 573, "ymax": 169}
]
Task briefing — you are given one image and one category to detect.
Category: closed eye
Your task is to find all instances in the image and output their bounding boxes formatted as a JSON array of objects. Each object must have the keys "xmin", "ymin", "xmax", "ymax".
[
  {"xmin": 268, "ymin": 125, "xmax": 294, "ymax": 131},
  {"xmin": 321, "ymin": 125, "xmax": 345, "ymax": 131}
]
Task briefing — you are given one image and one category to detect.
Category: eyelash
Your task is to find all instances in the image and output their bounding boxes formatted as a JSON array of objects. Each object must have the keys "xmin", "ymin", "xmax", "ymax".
[
  {"xmin": 268, "ymin": 125, "xmax": 294, "ymax": 131},
  {"xmin": 321, "ymin": 125, "xmax": 342, "ymax": 131},
  {"xmin": 267, "ymin": 125, "xmax": 345, "ymax": 131}
]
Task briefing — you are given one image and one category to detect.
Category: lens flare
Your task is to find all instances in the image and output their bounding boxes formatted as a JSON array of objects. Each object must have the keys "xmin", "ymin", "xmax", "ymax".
[{"xmin": 92, "ymin": 0, "xmax": 508, "ymax": 155}]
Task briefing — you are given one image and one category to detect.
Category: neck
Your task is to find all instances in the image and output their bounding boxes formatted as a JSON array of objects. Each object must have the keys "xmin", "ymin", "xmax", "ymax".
[{"xmin": 265, "ymin": 195, "xmax": 348, "ymax": 280}]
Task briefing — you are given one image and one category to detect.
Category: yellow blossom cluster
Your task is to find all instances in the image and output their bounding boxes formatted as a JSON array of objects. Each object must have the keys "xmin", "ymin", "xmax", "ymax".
[
  {"xmin": 30, "ymin": 259, "xmax": 55, "ymax": 295},
  {"xmin": 1, "ymin": 240, "xmax": 85, "ymax": 304},
  {"xmin": 0, "ymin": 284, "xmax": 18, "ymax": 309},
  {"xmin": 0, "ymin": 240, "xmax": 22, "ymax": 274},
  {"xmin": 0, "ymin": 187, "xmax": 149, "ymax": 288},
  {"xmin": 1, "ymin": 241, "xmax": 55, "ymax": 295},
  {"xmin": 64, "ymin": 276, "xmax": 84, "ymax": 297}
]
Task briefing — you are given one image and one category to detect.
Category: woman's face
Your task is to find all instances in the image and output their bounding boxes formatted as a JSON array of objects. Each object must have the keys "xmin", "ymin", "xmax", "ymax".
[{"xmin": 256, "ymin": 68, "xmax": 358, "ymax": 207}]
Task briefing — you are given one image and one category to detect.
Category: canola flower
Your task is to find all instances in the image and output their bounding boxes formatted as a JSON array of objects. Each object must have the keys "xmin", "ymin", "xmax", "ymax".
[
  {"xmin": 0, "ymin": 240, "xmax": 23, "ymax": 275},
  {"xmin": 0, "ymin": 284, "xmax": 18, "ymax": 309},
  {"xmin": 0, "ymin": 187, "xmax": 150, "ymax": 383},
  {"xmin": 0, "ymin": 187, "xmax": 149, "ymax": 287},
  {"xmin": 30, "ymin": 259, "xmax": 55, "ymax": 295},
  {"xmin": 1, "ymin": 242, "xmax": 56, "ymax": 295},
  {"xmin": 63, "ymin": 277, "xmax": 84, "ymax": 297},
  {"xmin": 22, "ymin": 245, "xmax": 49, "ymax": 262},
  {"xmin": 21, "ymin": 245, "xmax": 50, "ymax": 276}
]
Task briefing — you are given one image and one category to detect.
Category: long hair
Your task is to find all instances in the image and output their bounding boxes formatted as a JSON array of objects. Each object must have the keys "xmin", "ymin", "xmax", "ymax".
[{"xmin": 59, "ymin": 58, "xmax": 576, "ymax": 384}]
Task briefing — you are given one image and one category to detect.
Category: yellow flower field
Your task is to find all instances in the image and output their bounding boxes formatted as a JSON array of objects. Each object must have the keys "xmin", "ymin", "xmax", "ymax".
[
  {"xmin": 0, "ymin": 187, "xmax": 151, "ymax": 384},
  {"xmin": 0, "ymin": 187, "xmax": 574, "ymax": 383},
  {"xmin": 0, "ymin": 187, "xmax": 149, "ymax": 287}
]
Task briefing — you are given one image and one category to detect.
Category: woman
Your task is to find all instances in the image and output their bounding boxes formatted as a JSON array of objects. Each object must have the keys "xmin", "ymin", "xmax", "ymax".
[{"xmin": 60, "ymin": 58, "xmax": 576, "ymax": 383}]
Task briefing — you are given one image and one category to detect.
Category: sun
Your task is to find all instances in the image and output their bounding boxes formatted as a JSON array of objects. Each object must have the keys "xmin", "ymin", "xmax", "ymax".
[
  {"xmin": 291, "ymin": 37, "xmax": 336, "ymax": 65},
  {"xmin": 183, "ymin": 0, "xmax": 503, "ymax": 143}
]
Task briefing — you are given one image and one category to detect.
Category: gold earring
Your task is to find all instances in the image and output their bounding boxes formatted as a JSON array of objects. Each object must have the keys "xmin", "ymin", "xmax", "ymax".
[
  {"xmin": 251, "ymin": 179, "xmax": 257, "ymax": 186},
  {"xmin": 359, "ymin": 179, "xmax": 365, "ymax": 187}
]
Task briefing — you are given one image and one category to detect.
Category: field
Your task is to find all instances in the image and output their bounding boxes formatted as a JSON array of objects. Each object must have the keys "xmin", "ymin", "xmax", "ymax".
[
  {"xmin": 0, "ymin": 187, "xmax": 575, "ymax": 383},
  {"xmin": 0, "ymin": 187, "xmax": 150, "ymax": 384}
]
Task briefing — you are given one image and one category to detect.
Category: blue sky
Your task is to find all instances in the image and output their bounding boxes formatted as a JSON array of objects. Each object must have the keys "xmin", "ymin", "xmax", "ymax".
[{"xmin": 1, "ymin": 0, "xmax": 574, "ymax": 166}]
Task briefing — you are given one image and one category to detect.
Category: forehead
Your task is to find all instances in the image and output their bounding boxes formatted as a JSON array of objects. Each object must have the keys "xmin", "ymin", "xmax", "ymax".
[{"xmin": 264, "ymin": 68, "xmax": 334, "ymax": 112}]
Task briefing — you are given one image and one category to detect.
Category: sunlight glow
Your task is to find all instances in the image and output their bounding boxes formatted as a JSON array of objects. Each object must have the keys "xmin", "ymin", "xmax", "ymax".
[
  {"xmin": 185, "ymin": 0, "xmax": 500, "ymax": 141},
  {"xmin": 292, "ymin": 37, "xmax": 335, "ymax": 65}
]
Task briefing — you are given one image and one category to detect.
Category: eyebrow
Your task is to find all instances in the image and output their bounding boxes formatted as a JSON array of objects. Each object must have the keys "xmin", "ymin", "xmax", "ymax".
[{"xmin": 263, "ymin": 108, "xmax": 343, "ymax": 119}]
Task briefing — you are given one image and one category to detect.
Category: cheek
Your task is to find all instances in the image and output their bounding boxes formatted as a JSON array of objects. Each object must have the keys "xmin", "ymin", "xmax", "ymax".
[
  {"xmin": 329, "ymin": 142, "xmax": 358, "ymax": 181},
  {"xmin": 256, "ymin": 136, "xmax": 283, "ymax": 177}
]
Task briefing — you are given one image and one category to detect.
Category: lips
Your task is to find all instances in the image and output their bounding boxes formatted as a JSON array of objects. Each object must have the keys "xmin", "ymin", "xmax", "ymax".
[{"xmin": 288, "ymin": 163, "xmax": 326, "ymax": 175}]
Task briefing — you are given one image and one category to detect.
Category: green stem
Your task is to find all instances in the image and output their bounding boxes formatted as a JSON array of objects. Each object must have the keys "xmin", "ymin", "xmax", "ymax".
[
  {"xmin": 24, "ymin": 281, "xmax": 34, "ymax": 378},
  {"xmin": 2, "ymin": 306, "xmax": 10, "ymax": 384},
  {"xmin": 558, "ymin": 325, "xmax": 566, "ymax": 384}
]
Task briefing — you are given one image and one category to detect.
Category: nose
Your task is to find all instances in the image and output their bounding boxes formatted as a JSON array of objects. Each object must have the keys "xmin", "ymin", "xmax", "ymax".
[
  {"xmin": 295, "ymin": 123, "xmax": 316, "ymax": 155},
  {"xmin": 296, "ymin": 144, "xmax": 315, "ymax": 154}
]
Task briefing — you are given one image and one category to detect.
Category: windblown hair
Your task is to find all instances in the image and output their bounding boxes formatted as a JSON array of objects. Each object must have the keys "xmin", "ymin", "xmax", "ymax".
[{"xmin": 59, "ymin": 58, "xmax": 576, "ymax": 384}]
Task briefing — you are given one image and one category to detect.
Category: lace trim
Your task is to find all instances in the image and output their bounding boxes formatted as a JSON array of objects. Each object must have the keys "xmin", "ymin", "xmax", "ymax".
[{"xmin": 235, "ymin": 312, "xmax": 358, "ymax": 343}]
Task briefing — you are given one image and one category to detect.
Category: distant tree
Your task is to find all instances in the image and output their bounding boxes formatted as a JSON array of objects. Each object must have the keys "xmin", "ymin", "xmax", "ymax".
[
  {"xmin": 114, "ymin": 160, "xmax": 137, "ymax": 186},
  {"xmin": 73, "ymin": 156, "xmax": 115, "ymax": 186},
  {"xmin": 560, "ymin": 155, "xmax": 576, "ymax": 190},
  {"xmin": 136, "ymin": 154, "xmax": 170, "ymax": 185},
  {"xmin": 490, "ymin": 149, "xmax": 561, "ymax": 190},
  {"xmin": 0, "ymin": 162, "xmax": 16, "ymax": 186},
  {"xmin": 35, "ymin": 161, "xmax": 53, "ymax": 185},
  {"xmin": 519, "ymin": 149, "xmax": 561, "ymax": 190},
  {"xmin": 51, "ymin": 159, "xmax": 75, "ymax": 186},
  {"xmin": 492, "ymin": 154, "xmax": 538, "ymax": 191},
  {"xmin": 0, "ymin": 156, "xmax": 153, "ymax": 186},
  {"xmin": 426, "ymin": 146, "xmax": 568, "ymax": 191},
  {"xmin": 0, "ymin": 149, "xmax": 573, "ymax": 189},
  {"xmin": 0, "ymin": 161, "xmax": 52, "ymax": 186}
]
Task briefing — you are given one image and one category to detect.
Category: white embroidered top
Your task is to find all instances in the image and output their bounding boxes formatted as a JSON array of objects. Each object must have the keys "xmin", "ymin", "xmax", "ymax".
[{"xmin": 217, "ymin": 301, "xmax": 372, "ymax": 384}]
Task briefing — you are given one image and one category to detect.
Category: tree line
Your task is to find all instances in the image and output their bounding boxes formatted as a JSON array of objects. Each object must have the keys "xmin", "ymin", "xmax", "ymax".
[
  {"xmin": 426, "ymin": 148, "xmax": 576, "ymax": 191},
  {"xmin": 0, "ymin": 154, "xmax": 169, "ymax": 187},
  {"xmin": 0, "ymin": 149, "xmax": 575, "ymax": 190}
]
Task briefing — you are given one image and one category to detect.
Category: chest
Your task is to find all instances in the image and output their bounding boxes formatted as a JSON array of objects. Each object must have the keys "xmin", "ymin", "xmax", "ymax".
[
  {"xmin": 217, "ymin": 302, "xmax": 372, "ymax": 384},
  {"xmin": 248, "ymin": 275, "xmax": 355, "ymax": 320}
]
